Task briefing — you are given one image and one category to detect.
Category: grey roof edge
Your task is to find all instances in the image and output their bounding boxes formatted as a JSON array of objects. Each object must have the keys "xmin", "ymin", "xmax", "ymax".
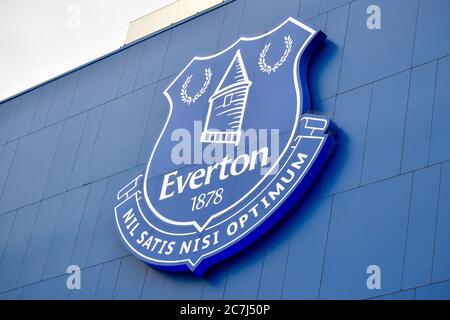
[{"xmin": 0, "ymin": 0, "xmax": 235, "ymax": 105}]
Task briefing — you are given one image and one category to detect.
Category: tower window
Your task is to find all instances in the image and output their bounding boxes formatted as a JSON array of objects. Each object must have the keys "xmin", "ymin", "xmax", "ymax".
[{"xmin": 224, "ymin": 94, "xmax": 232, "ymax": 107}]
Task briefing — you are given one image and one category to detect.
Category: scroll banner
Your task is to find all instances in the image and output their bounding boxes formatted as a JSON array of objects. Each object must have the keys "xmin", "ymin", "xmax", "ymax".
[{"xmin": 115, "ymin": 114, "xmax": 333, "ymax": 274}]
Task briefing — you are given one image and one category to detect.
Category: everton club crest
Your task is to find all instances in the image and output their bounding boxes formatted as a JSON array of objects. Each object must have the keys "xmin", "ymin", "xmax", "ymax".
[{"xmin": 114, "ymin": 17, "xmax": 335, "ymax": 275}]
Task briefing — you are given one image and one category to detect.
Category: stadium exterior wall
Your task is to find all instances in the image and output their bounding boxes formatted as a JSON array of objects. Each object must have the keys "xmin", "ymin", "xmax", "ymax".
[{"xmin": 0, "ymin": 0, "xmax": 450, "ymax": 300}]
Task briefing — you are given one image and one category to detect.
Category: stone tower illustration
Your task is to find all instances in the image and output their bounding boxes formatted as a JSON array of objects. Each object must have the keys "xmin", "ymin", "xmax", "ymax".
[{"xmin": 201, "ymin": 50, "xmax": 252, "ymax": 145}]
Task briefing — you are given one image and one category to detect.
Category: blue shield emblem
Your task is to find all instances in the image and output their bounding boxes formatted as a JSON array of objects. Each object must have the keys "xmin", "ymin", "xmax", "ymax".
[{"xmin": 114, "ymin": 17, "xmax": 334, "ymax": 275}]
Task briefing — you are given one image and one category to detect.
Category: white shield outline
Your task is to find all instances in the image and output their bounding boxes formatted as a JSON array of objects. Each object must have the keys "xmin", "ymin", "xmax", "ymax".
[{"xmin": 142, "ymin": 17, "xmax": 318, "ymax": 232}]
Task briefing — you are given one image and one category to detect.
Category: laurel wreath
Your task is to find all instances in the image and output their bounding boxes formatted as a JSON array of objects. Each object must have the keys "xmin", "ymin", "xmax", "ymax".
[
  {"xmin": 180, "ymin": 68, "xmax": 212, "ymax": 105},
  {"xmin": 258, "ymin": 35, "xmax": 293, "ymax": 74}
]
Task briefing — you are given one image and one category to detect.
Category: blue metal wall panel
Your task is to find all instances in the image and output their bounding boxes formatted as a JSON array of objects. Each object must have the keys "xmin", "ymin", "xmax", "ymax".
[
  {"xmin": 134, "ymin": 33, "xmax": 171, "ymax": 90},
  {"xmin": 413, "ymin": 0, "xmax": 450, "ymax": 66},
  {"xmin": 298, "ymin": 0, "xmax": 321, "ymax": 20},
  {"xmin": 239, "ymin": 0, "xmax": 301, "ymax": 35},
  {"xmin": 402, "ymin": 61, "xmax": 437, "ymax": 173},
  {"xmin": 20, "ymin": 274, "xmax": 69, "ymax": 300},
  {"xmin": 29, "ymin": 81, "xmax": 57, "ymax": 132},
  {"xmin": 87, "ymin": 85, "xmax": 155, "ymax": 181},
  {"xmin": 320, "ymin": 174, "xmax": 411, "ymax": 299},
  {"xmin": 361, "ymin": 71, "xmax": 409, "ymax": 184},
  {"xmin": 94, "ymin": 259, "xmax": 121, "ymax": 299},
  {"xmin": 0, "ymin": 0, "xmax": 449, "ymax": 300},
  {"xmin": 116, "ymin": 43, "xmax": 145, "ymax": 97},
  {"xmin": 0, "ymin": 204, "xmax": 39, "ymax": 292},
  {"xmin": 281, "ymin": 197, "xmax": 332, "ymax": 299},
  {"xmin": 309, "ymin": 5, "xmax": 348, "ymax": 102},
  {"xmin": 44, "ymin": 71, "xmax": 79, "ymax": 126},
  {"xmin": 429, "ymin": 56, "xmax": 450, "ymax": 165},
  {"xmin": 0, "ymin": 288, "xmax": 22, "ymax": 300},
  {"xmin": 0, "ymin": 141, "xmax": 18, "ymax": 198},
  {"xmin": 314, "ymin": 85, "xmax": 372, "ymax": 196},
  {"xmin": 415, "ymin": 280, "xmax": 450, "ymax": 300},
  {"xmin": 70, "ymin": 179, "xmax": 108, "ymax": 268},
  {"xmin": 7, "ymin": 88, "xmax": 41, "ymax": 142},
  {"xmin": 43, "ymin": 112, "xmax": 88, "ymax": 197},
  {"xmin": 69, "ymin": 52, "xmax": 127, "ymax": 117},
  {"xmin": 42, "ymin": 186, "xmax": 90, "ymax": 279},
  {"xmin": 339, "ymin": 0, "xmax": 417, "ymax": 92},
  {"xmin": 0, "ymin": 98, "xmax": 20, "ymax": 145},
  {"xmin": 16, "ymin": 194, "xmax": 65, "ymax": 286},
  {"xmin": 113, "ymin": 255, "xmax": 147, "ymax": 300},
  {"xmin": 257, "ymin": 220, "xmax": 291, "ymax": 300},
  {"xmin": 144, "ymin": 268, "xmax": 203, "ymax": 300},
  {"xmin": 137, "ymin": 78, "xmax": 172, "ymax": 166},
  {"xmin": 0, "ymin": 124, "xmax": 62, "ymax": 214},
  {"xmin": 161, "ymin": 7, "xmax": 224, "ymax": 78},
  {"xmin": 0, "ymin": 212, "xmax": 15, "ymax": 262},
  {"xmin": 69, "ymin": 265, "xmax": 101, "ymax": 300},
  {"xmin": 217, "ymin": 0, "xmax": 246, "ymax": 50},
  {"xmin": 311, "ymin": 96, "xmax": 335, "ymax": 119},
  {"xmin": 432, "ymin": 161, "xmax": 450, "ymax": 282},
  {"xmin": 159, "ymin": 272, "xmax": 204, "ymax": 300},
  {"xmin": 305, "ymin": 13, "xmax": 326, "ymax": 36},
  {"xmin": 67, "ymin": 106, "xmax": 104, "ymax": 189},
  {"xmin": 199, "ymin": 269, "xmax": 226, "ymax": 299},
  {"xmin": 402, "ymin": 165, "xmax": 440, "ymax": 289},
  {"xmin": 223, "ymin": 242, "xmax": 265, "ymax": 300},
  {"xmin": 319, "ymin": 0, "xmax": 353, "ymax": 14},
  {"xmin": 86, "ymin": 168, "xmax": 141, "ymax": 266},
  {"xmin": 141, "ymin": 266, "xmax": 171, "ymax": 300},
  {"xmin": 373, "ymin": 289, "xmax": 414, "ymax": 300}
]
